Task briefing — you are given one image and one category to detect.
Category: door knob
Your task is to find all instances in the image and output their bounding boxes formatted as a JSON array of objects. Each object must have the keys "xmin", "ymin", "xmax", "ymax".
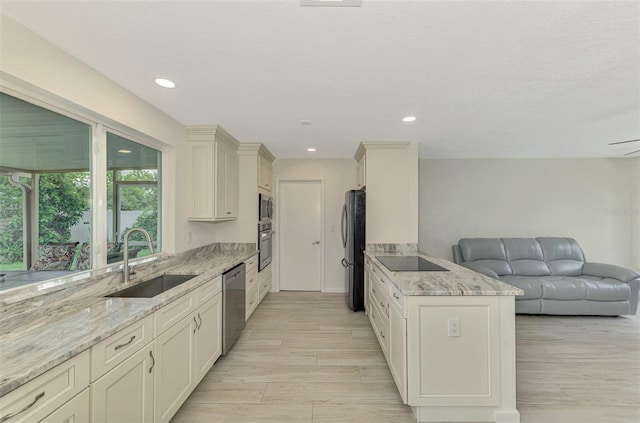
[{"xmin": 312, "ymin": 241, "xmax": 320, "ymax": 245}]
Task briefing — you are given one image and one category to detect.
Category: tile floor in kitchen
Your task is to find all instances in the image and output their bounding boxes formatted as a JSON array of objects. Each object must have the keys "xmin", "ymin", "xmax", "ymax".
[{"xmin": 172, "ymin": 292, "xmax": 640, "ymax": 423}]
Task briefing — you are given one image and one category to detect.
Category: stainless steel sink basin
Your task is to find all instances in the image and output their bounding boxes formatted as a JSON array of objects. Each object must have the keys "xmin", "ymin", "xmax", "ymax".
[{"xmin": 106, "ymin": 274, "xmax": 196, "ymax": 298}]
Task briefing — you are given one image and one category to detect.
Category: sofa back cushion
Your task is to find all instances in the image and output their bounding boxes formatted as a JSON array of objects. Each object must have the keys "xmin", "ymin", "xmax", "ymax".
[
  {"xmin": 459, "ymin": 238, "xmax": 512, "ymax": 275},
  {"xmin": 537, "ymin": 237, "xmax": 585, "ymax": 276},
  {"xmin": 502, "ymin": 238, "xmax": 551, "ymax": 276}
]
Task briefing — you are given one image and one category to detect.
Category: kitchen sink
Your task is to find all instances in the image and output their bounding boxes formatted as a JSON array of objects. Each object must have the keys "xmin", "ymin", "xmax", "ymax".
[{"xmin": 106, "ymin": 274, "xmax": 196, "ymax": 298}]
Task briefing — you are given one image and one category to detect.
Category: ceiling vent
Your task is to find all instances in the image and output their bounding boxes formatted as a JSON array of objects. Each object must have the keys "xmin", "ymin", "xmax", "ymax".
[{"xmin": 300, "ymin": 0, "xmax": 362, "ymax": 7}]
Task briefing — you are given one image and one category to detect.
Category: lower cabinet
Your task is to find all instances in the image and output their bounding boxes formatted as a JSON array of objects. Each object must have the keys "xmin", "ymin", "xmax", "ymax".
[
  {"xmin": 155, "ymin": 291, "xmax": 223, "ymax": 423},
  {"xmin": 41, "ymin": 388, "xmax": 90, "ymax": 423},
  {"xmin": 194, "ymin": 293, "xmax": 223, "ymax": 383},
  {"xmin": 388, "ymin": 300, "xmax": 407, "ymax": 403},
  {"xmin": 154, "ymin": 312, "xmax": 196, "ymax": 423},
  {"xmin": 91, "ymin": 344, "xmax": 155, "ymax": 423},
  {"xmin": 0, "ymin": 350, "xmax": 90, "ymax": 423}
]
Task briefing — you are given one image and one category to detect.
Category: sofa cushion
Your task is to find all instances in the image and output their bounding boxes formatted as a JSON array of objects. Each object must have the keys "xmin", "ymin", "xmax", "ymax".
[
  {"xmin": 537, "ymin": 237, "xmax": 585, "ymax": 276},
  {"xmin": 499, "ymin": 275, "xmax": 543, "ymax": 300},
  {"xmin": 540, "ymin": 276, "xmax": 587, "ymax": 300},
  {"xmin": 459, "ymin": 238, "xmax": 512, "ymax": 275},
  {"xmin": 580, "ymin": 276, "xmax": 632, "ymax": 301},
  {"xmin": 502, "ymin": 238, "xmax": 551, "ymax": 276}
]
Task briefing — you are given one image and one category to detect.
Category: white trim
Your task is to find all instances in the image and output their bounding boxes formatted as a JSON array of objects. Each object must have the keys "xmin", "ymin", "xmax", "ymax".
[
  {"xmin": 321, "ymin": 287, "xmax": 347, "ymax": 293},
  {"xmin": 275, "ymin": 177, "xmax": 325, "ymax": 292}
]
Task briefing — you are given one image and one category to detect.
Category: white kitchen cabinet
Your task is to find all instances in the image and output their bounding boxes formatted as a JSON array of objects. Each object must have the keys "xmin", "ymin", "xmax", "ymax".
[
  {"xmin": 194, "ymin": 293, "xmax": 222, "ymax": 383},
  {"xmin": 187, "ymin": 125, "xmax": 240, "ymax": 221},
  {"xmin": 258, "ymin": 153, "xmax": 273, "ymax": 191},
  {"xmin": 0, "ymin": 350, "xmax": 90, "ymax": 423},
  {"xmin": 40, "ymin": 388, "xmax": 89, "ymax": 423},
  {"xmin": 388, "ymin": 290, "xmax": 407, "ymax": 404},
  {"xmin": 154, "ymin": 306, "xmax": 197, "ymax": 423},
  {"xmin": 353, "ymin": 142, "xmax": 418, "ymax": 244},
  {"xmin": 258, "ymin": 266, "xmax": 272, "ymax": 302},
  {"xmin": 356, "ymin": 154, "xmax": 366, "ymax": 188},
  {"xmin": 91, "ymin": 344, "xmax": 155, "ymax": 423}
]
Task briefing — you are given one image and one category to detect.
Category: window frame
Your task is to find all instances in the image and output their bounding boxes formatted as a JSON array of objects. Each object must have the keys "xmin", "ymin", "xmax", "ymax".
[{"xmin": 0, "ymin": 85, "xmax": 168, "ymax": 284}]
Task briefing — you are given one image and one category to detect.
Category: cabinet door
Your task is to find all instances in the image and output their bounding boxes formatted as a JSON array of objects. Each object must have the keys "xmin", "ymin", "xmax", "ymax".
[
  {"xmin": 258, "ymin": 156, "xmax": 272, "ymax": 190},
  {"xmin": 388, "ymin": 303, "xmax": 407, "ymax": 404},
  {"xmin": 194, "ymin": 293, "xmax": 222, "ymax": 383},
  {"xmin": 41, "ymin": 388, "xmax": 89, "ymax": 423},
  {"xmin": 91, "ymin": 344, "xmax": 155, "ymax": 423},
  {"xmin": 154, "ymin": 314, "xmax": 196, "ymax": 423},
  {"xmin": 225, "ymin": 147, "xmax": 238, "ymax": 217},
  {"xmin": 214, "ymin": 141, "xmax": 238, "ymax": 220},
  {"xmin": 356, "ymin": 155, "xmax": 366, "ymax": 188},
  {"xmin": 187, "ymin": 142, "xmax": 214, "ymax": 220}
]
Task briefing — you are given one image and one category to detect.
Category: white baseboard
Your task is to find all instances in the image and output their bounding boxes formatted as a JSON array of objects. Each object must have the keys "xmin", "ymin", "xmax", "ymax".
[{"xmin": 321, "ymin": 288, "xmax": 347, "ymax": 293}]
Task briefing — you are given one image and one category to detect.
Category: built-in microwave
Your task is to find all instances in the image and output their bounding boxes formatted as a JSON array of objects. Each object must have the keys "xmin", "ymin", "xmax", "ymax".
[{"xmin": 259, "ymin": 194, "xmax": 272, "ymax": 221}]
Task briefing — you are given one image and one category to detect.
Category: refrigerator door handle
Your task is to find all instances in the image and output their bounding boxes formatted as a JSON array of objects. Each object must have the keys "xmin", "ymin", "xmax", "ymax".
[{"xmin": 341, "ymin": 204, "xmax": 348, "ymax": 248}]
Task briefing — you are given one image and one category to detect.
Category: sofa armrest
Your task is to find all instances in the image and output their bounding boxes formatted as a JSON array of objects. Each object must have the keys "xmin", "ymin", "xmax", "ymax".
[
  {"xmin": 582, "ymin": 262, "xmax": 640, "ymax": 283},
  {"xmin": 460, "ymin": 262, "xmax": 499, "ymax": 279}
]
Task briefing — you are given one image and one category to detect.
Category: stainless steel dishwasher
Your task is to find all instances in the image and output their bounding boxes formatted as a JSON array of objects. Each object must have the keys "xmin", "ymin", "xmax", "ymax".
[{"xmin": 222, "ymin": 263, "xmax": 246, "ymax": 355}]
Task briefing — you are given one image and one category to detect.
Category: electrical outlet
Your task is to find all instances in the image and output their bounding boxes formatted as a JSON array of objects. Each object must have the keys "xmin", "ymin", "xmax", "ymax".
[{"xmin": 448, "ymin": 317, "xmax": 460, "ymax": 337}]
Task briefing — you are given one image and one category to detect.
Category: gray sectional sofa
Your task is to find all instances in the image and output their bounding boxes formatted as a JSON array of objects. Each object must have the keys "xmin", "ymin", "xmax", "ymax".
[{"xmin": 452, "ymin": 237, "xmax": 640, "ymax": 315}]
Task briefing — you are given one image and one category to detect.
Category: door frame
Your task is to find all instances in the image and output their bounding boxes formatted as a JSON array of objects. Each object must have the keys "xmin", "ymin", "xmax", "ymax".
[{"xmin": 275, "ymin": 177, "xmax": 325, "ymax": 292}]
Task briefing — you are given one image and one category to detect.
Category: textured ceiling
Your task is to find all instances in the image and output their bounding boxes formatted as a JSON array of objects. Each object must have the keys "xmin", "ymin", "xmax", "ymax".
[{"xmin": 0, "ymin": 0, "xmax": 638, "ymax": 159}]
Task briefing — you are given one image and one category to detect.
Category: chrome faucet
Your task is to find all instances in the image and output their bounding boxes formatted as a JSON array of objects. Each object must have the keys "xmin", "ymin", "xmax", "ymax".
[{"xmin": 122, "ymin": 228, "xmax": 154, "ymax": 283}]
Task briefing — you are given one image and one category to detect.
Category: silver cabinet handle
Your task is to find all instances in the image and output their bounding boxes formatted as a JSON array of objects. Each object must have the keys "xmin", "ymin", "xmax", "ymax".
[
  {"xmin": 312, "ymin": 241, "xmax": 320, "ymax": 245},
  {"xmin": 197, "ymin": 313, "xmax": 203, "ymax": 329},
  {"xmin": 115, "ymin": 335, "xmax": 135, "ymax": 351},
  {"xmin": 226, "ymin": 211, "xmax": 231, "ymax": 215},
  {"xmin": 372, "ymin": 287, "xmax": 376, "ymax": 293},
  {"xmin": 193, "ymin": 316, "xmax": 198, "ymax": 333},
  {"xmin": 393, "ymin": 292, "xmax": 400, "ymax": 300},
  {"xmin": 0, "ymin": 392, "xmax": 45, "ymax": 422},
  {"xmin": 149, "ymin": 350, "xmax": 155, "ymax": 374},
  {"xmin": 380, "ymin": 331, "xmax": 385, "ymax": 339}
]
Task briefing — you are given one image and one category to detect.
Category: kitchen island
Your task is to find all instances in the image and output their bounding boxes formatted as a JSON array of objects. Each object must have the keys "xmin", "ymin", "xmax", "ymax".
[{"xmin": 364, "ymin": 250, "xmax": 523, "ymax": 423}]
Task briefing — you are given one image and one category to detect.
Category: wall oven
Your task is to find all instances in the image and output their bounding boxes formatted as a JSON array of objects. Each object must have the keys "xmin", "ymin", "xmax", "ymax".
[
  {"xmin": 259, "ymin": 194, "xmax": 273, "ymax": 221},
  {"xmin": 258, "ymin": 221, "xmax": 272, "ymax": 271}
]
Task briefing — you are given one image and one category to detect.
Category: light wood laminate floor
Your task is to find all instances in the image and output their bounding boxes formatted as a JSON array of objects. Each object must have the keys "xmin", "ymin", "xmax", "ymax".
[{"xmin": 172, "ymin": 292, "xmax": 640, "ymax": 423}]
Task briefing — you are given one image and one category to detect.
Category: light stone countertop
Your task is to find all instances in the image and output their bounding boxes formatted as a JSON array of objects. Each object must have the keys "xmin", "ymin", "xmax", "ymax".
[
  {"xmin": 0, "ymin": 246, "xmax": 258, "ymax": 397},
  {"xmin": 366, "ymin": 251, "xmax": 523, "ymax": 296}
]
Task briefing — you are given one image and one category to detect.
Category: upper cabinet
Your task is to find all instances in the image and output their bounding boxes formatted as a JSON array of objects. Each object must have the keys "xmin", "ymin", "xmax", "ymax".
[
  {"xmin": 258, "ymin": 150, "xmax": 274, "ymax": 191},
  {"xmin": 354, "ymin": 142, "xmax": 419, "ymax": 244},
  {"xmin": 356, "ymin": 154, "xmax": 366, "ymax": 189},
  {"xmin": 187, "ymin": 126, "xmax": 240, "ymax": 221}
]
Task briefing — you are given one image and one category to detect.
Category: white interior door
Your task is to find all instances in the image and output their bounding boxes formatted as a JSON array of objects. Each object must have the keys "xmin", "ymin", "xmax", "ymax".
[{"xmin": 279, "ymin": 180, "xmax": 322, "ymax": 291}]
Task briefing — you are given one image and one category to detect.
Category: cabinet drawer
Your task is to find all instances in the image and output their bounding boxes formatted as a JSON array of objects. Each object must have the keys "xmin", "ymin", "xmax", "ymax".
[
  {"xmin": 371, "ymin": 276, "xmax": 388, "ymax": 312},
  {"xmin": 155, "ymin": 291, "xmax": 197, "ymax": 337},
  {"xmin": 245, "ymin": 255, "xmax": 258, "ymax": 272},
  {"xmin": 91, "ymin": 314, "xmax": 154, "ymax": 381},
  {"xmin": 196, "ymin": 276, "xmax": 222, "ymax": 305},
  {"xmin": 40, "ymin": 387, "xmax": 89, "ymax": 423},
  {"xmin": 246, "ymin": 283, "xmax": 259, "ymax": 320},
  {"xmin": 0, "ymin": 350, "xmax": 90, "ymax": 423},
  {"xmin": 246, "ymin": 268, "xmax": 258, "ymax": 291},
  {"xmin": 259, "ymin": 274, "xmax": 271, "ymax": 301},
  {"xmin": 388, "ymin": 283, "xmax": 404, "ymax": 313},
  {"xmin": 369, "ymin": 300, "xmax": 389, "ymax": 355}
]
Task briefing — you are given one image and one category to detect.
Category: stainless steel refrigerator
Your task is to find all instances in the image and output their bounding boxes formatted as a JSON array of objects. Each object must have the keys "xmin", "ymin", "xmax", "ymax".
[{"xmin": 341, "ymin": 190, "xmax": 365, "ymax": 311}]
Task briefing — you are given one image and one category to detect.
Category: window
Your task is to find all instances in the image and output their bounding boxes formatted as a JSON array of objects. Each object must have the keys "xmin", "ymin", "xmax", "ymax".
[{"xmin": 0, "ymin": 92, "xmax": 164, "ymax": 290}]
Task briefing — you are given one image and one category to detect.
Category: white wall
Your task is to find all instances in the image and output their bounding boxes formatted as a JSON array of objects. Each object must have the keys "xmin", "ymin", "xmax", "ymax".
[
  {"xmin": 418, "ymin": 158, "xmax": 640, "ymax": 270},
  {"xmin": 0, "ymin": 14, "xmax": 216, "ymax": 254},
  {"xmin": 273, "ymin": 159, "xmax": 356, "ymax": 292}
]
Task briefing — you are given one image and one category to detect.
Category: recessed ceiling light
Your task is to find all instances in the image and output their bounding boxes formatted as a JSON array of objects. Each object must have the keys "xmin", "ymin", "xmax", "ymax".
[
  {"xmin": 154, "ymin": 78, "xmax": 176, "ymax": 89},
  {"xmin": 402, "ymin": 116, "xmax": 417, "ymax": 122},
  {"xmin": 299, "ymin": 120, "xmax": 312, "ymax": 126},
  {"xmin": 118, "ymin": 149, "xmax": 132, "ymax": 154},
  {"xmin": 307, "ymin": 148, "xmax": 317, "ymax": 152}
]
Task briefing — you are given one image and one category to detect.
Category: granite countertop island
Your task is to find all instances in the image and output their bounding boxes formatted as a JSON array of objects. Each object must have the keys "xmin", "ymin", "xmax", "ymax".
[
  {"xmin": 365, "ymin": 250, "xmax": 523, "ymax": 297},
  {"xmin": 0, "ymin": 245, "xmax": 258, "ymax": 397}
]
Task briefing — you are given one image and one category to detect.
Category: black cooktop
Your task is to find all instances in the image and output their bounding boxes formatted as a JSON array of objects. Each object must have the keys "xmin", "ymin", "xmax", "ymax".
[{"xmin": 376, "ymin": 256, "xmax": 449, "ymax": 272}]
